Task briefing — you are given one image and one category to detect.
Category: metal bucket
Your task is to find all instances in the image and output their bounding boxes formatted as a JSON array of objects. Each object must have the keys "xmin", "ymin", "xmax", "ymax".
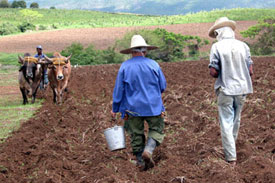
[{"xmin": 104, "ymin": 125, "xmax": 126, "ymax": 151}]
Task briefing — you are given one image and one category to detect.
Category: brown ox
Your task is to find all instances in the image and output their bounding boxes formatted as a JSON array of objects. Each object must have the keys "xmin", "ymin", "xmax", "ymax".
[
  {"xmin": 43, "ymin": 52, "xmax": 71, "ymax": 104},
  {"xmin": 18, "ymin": 53, "xmax": 44, "ymax": 104}
]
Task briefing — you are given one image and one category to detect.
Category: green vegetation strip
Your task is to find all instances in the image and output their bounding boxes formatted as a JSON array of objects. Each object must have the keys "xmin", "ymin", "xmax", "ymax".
[
  {"xmin": 0, "ymin": 67, "xmax": 42, "ymax": 142},
  {"xmin": 0, "ymin": 53, "xmax": 19, "ymax": 66},
  {"xmin": 0, "ymin": 101, "xmax": 42, "ymax": 141},
  {"xmin": 0, "ymin": 53, "xmax": 54, "ymax": 66},
  {"xmin": 0, "ymin": 8, "xmax": 274, "ymax": 34}
]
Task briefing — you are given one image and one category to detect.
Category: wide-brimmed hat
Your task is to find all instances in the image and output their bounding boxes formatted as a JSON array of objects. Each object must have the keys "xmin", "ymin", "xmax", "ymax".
[
  {"xmin": 120, "ymin": 35, "xmax": 158, "ymax": 54},
  {"xmin": 208, "ymin": 17, "xmax": 236, "ymax": 38}
]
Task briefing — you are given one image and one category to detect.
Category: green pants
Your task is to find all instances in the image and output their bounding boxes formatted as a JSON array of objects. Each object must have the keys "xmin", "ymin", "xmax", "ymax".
[{"xmin": 124, "ymin": 115, "xmax": 165, "ymax": 154}]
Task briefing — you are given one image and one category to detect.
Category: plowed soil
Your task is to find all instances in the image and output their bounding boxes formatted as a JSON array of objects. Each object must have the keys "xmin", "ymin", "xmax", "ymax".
[
  {"xmin": 0, "ymin": 21, "xmax": 257, "ymax": 53},
  {"xmin": 0, "ymin": 56, "xmax": 274, "ymax": 183}
]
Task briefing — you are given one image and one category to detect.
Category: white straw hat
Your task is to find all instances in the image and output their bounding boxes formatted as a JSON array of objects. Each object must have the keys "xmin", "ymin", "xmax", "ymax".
[
  {"xmin": 120, "ymin": 35, "xmax": 158, "ymax": 54},
  {"xmin": 208, "ymin": 17, "xmax": 236, "ymax": 38}
]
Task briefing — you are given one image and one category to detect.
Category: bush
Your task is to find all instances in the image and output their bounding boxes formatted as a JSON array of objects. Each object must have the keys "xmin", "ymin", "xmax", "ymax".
[
  {"xmin": 11, "ymin": 0, "xmax": 26, "ymax": 8},
  {"xmin": 61, "ymin": 43, "xmax": 124, "ymax": 65},
  {"xmin": 241, "ymin": 17, "xmax": 275, "ymax": 55},
  {"xmin": 16, "ymin": 0, "xmax": 26, "ymax": 8},
  {"xmin": 30, "ymin": 2, "xmax": 39, "ymax": 8},
  {"xmin": 0, "ymin": 0, "xmax": 9, "ymax": 8},
  {"xmin": 51, "ymin": 24, "xmax": 58, "ymax": 29},
  {"xmin": 38, "ymin": 24, "xmax": 47, "ymax": 30},
  {"xmin": 18, "ymin": 22, "xmax": 35, "ymax": 32},
  {"xmin": 98, "ymin": 47, "xmax": 124, "ymax": 64},
  {"xmin": 0, "ymin": 22, "xmax": 19, "ymax": 35},
  {"xmin": 11, "ymin": 1, "xmax": 20, "ymax": 8},
  {"xmin": 61, "ymin": 43, "xmax": 97, "ymax": 65}
]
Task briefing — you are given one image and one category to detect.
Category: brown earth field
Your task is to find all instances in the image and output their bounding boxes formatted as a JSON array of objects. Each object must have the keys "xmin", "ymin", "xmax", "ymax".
[
  {"xmin": 0, "ymin": 21, "xmax": 257, "ymax": 54},
  {"xmin": 0, "ymin": 56, "xmax": 274, "ymax": 183}
]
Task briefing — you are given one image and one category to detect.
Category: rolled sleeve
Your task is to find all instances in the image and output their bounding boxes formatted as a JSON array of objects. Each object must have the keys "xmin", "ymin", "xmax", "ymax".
[
  {"xmin": 245, "ymin": 45, "xmax": 253, "ymax": 67},
  {"xmin": 159, "ymin": 68, "xmax": 167, "ymax": 93},
  {"xmin": 159, "ymin": 68, "xmax": 166, "ymax": 112},
  {"xmin": 209, "ymin": 45, "xmax": 220, "ymax": 71}
]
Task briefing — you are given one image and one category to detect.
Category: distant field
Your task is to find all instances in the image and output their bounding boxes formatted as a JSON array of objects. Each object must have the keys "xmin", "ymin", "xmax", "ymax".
[
  {"xmin": 0, "ymin": 8, "xmax": 274, "ymax": 31},
  {"xmin": 0, "ymin": 21, "xmax": 257, "ymax": 56}
]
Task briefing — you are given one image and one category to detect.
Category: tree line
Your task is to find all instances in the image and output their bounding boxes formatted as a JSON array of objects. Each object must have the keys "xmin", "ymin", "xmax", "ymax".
[{"xmin": 0, "ymin": 0, "xmax": 45, "ymax": 8}]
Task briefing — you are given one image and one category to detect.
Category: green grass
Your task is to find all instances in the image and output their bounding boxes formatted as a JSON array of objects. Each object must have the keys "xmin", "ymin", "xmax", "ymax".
[
  {"xmin": 0, "ymin": 102, "xmax": 42, "ymax": 141},
  {"xmin": 0, "ymin": 53, "xmax": 19, "ymax": 66},
  {"xmin": 0, "ymin": 8, "xmax": 274, "ymax": 34},
  {"xmin": 0, "ymin": 79, "xmax": 17, "ymax": 86},
  {"xmin": 0, "ymin": 67, "xmax": 42, "ymax": 142}
]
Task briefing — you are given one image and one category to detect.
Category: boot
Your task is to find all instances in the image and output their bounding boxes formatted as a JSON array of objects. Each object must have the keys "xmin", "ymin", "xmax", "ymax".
[
  {"xmin": 135, "ymin": 151, "xmax": 146, "ymax": 171},
  {"xmin": 142, "ymin": 137, "xmax": 157, "ymax": 169}
]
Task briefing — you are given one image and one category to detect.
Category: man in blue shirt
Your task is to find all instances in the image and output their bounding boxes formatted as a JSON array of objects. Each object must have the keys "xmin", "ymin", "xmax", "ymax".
[
  {"xmin": 34, "ymin": 45, "xmax": 49, "ymax": 89},
  {"xmin": 111, "ymin": 35, "xmax": 166, "ymax": 171}
]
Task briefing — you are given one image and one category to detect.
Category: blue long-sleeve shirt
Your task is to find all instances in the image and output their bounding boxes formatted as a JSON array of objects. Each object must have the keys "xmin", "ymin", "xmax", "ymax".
[
  {"xmin": 34, "ymin": 53, "xmax": 46, "ymax": 59},
  {"xmin": 112, "ymin": 56, "xmax": 166, "ymax": 118}
]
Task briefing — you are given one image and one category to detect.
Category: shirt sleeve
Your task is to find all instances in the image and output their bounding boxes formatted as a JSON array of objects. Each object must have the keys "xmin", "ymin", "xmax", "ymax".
[
  {"xmin": 158, "ymin": 67, "xmax": 166, "ymax": 112},
  {"xmin": 209, "ymin": 44, "xmax": 220, "ymax": 71},
  {"xmin": 112, "ymin": 67, "xmax": 125, "ymax": 113},
  {"xmin": 158, "ymin": 67, "xmax": 166, "ymax": 93}
]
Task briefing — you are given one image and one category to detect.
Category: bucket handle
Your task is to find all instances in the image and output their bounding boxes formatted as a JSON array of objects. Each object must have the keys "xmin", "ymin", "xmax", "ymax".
[{"xmin": 110, "ymin": 117, "xmax": 118, "ymax": 124}]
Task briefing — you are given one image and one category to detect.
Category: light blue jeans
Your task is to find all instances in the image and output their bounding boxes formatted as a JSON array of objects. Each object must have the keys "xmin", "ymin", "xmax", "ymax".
[{"xmin": 217, "ymin": 91, "xmax": 246, "ymax": 161}]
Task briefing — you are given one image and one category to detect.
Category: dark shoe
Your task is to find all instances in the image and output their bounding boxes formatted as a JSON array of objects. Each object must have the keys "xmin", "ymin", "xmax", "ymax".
[
  {"xmin": 227, "ymin": 160, "xmax": 236, "ymax": 166},
  {"xmin": 135, "ymin": 150, "xmax": 146, "ymax": 171},
  {"xmin": 136, "ymin": 160, "xmax": 146, "ymax": 171},
  {"xmin": 142, "ymin": 151, "xmax": 155, "ymax": 169}
]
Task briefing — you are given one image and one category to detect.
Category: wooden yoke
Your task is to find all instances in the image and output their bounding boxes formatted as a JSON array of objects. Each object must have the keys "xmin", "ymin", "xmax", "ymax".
[{"xmin": 24, "ymin": 57, "xmax": 38, "ymax": 64}]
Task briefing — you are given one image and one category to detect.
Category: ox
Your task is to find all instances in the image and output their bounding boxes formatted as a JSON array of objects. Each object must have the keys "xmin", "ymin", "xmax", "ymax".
[
  {"xmin": 43, "ymin": 52, "xmax": 71, "ymax": 104},
  {"xmin": 18, "ymin": 53, "xmax": 44, "ymax": 104}
]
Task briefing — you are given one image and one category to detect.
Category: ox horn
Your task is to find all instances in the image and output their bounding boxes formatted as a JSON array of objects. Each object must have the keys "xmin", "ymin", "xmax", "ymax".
[
  {"xmin": 44, "ymin": 55, "xmax": 53, "ymax": 64},
  {"xmin": 65, "ymin": 54, "xmax": 72, "ymax": 63},
  {"xmin": 18, "ymin": 55, "xmax": 24, "ymax": 64}
]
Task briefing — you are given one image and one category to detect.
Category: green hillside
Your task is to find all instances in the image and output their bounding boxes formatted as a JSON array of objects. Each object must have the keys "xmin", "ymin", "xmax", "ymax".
[
  {"xmin": 0, "ymin": 8, "xmax": 274, "ymax": 31},
  {"xmin": 23, "ymin": 0, "xmax": 275, "ymax": 15}
]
